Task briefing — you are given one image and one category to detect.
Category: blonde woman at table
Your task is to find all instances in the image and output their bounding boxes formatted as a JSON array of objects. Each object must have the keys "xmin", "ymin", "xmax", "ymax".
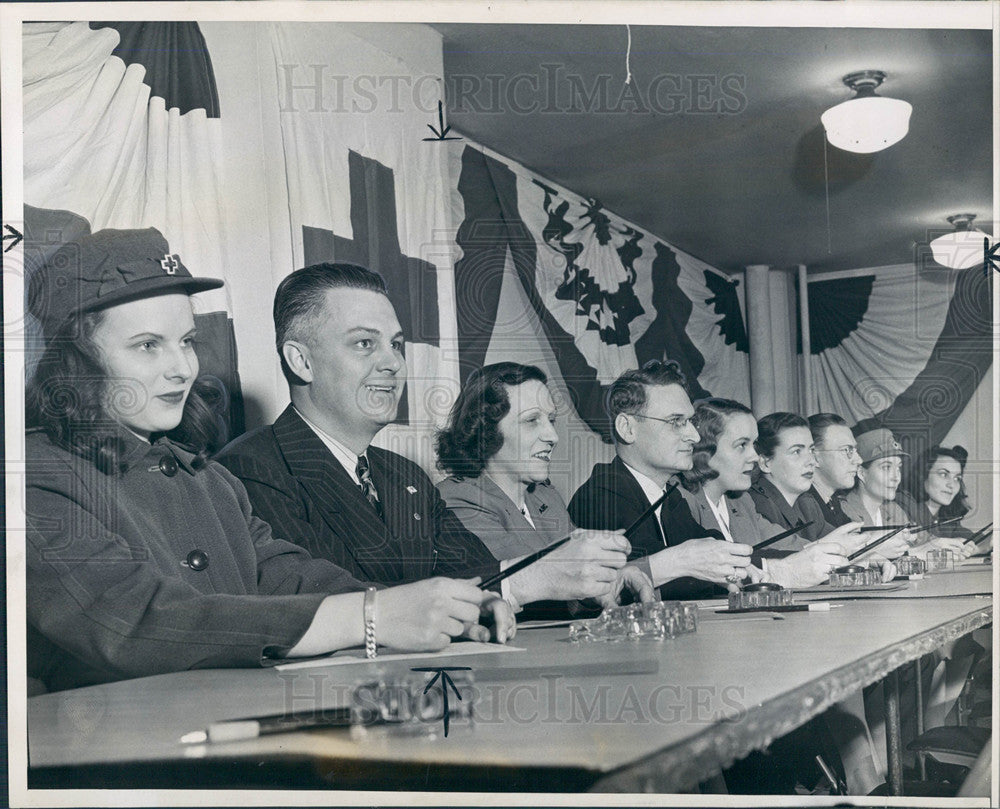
[
  {"xmin": 436, "ymin": 362, "xmax": 654, "ymax": 611},
  {"xmin": 24, "ymin": 229, "xmax": 513, "ymax": 693}
]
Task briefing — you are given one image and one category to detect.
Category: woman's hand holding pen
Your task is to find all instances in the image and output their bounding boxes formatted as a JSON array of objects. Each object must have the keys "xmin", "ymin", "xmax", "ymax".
[
  {"xmin": 907, "ymin": 535, "xmax": 974, "ymax": 560},
  {"xmin": 822, "ymin": 522, "xmax": 865, "ymax": 554},
  {"xmin": 507, "ymin": 528, "xmax": 630, "ymax": 604},
  {"xmin": 375, "ymin": 577, "xmax": 498, "ymax": 652},
  {"xmin": 668, "ymin": 537, "xmax": 754, "ymax": 585},
  {"xmin": 925, "ymin": 535, "xmax": 976, "ymax": 559},
  {"xmin": 763, "ymin": 541, "xmax": 848, "ymax": 588}
]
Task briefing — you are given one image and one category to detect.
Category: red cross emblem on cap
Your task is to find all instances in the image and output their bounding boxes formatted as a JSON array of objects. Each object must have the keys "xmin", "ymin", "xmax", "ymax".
[{"xmin": 160, "ymin": 254, "xmax": 180, "ymax": 275}]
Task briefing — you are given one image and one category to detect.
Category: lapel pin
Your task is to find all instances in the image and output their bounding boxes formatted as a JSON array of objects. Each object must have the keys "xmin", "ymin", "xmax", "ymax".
[
  {"xmin": 413, "ymin": 513, "xmax": 422, "ymax": 521},
  {"xmin": 406, "ymin": 486, "xmax": 418, "ymax": 494}
]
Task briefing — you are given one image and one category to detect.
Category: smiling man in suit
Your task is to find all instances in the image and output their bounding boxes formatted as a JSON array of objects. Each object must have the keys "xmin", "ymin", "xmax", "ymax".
[{"xmin": 216, "ymin": 262, "xmax": 633, "ymax": 610}]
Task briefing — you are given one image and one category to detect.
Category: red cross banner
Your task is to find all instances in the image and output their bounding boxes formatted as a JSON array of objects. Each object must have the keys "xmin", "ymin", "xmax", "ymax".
[{"xmin": 270, "ymin": 22, "xmax": 458, "ymax": 438}]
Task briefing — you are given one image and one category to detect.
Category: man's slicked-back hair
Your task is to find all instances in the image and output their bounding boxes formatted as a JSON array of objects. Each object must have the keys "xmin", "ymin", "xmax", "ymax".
[
  {"xmin": 606, "ymin": 359, "xmax": 687, "ymax": 442},
  {"xmin": 273, "ymin": 262, "xmax": 388, "ymax": 383},
  {"xmin": 808, "ymin": 412, "xmax": 848, "ymax": 447}
]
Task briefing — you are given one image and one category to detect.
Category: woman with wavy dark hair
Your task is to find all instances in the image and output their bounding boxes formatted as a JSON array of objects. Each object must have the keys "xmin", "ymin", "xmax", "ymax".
[
  {"xmin": 437, "ymin": 362, "xmax": 576, "ymax": 561},
  {"xmin": 901, "ymin": 445, "xmax": 976, "ymax": 541},
  {"xmin": 436, "ymin": 362, "xmax": 653, "ymax": 607},
  {"xmin": 25, "ymin": 228, "xmax": 513, "ymax": 694}
]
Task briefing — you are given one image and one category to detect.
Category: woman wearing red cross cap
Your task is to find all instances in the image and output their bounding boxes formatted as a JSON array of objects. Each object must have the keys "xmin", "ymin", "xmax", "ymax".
[
  {"xmin": 24, "ymin": 227, "xmax": 513, "ymax": 693},
  {"xmin": 840, "ymin": 426, "xmax": 968, "ymax": 560}
]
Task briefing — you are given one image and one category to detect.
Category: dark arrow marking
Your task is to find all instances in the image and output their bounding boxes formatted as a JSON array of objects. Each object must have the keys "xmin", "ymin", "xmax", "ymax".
[
  {"xmin": 3, "ymin": 224, "xmax": 23, "ymax": 253},
  {"xmin": 984, "ymin": 236, "xmax": 999, "ymax": 277},
  {"xmin": 411, "ymin": 666, "xmax": 472, "ymax": 737},
  {"xmin": 423, "ymin": 100, "xmax": 462, "ymax": 141}
]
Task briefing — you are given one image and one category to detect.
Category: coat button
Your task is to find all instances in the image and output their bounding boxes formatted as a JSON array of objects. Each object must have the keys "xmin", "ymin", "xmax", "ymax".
[
  {"xmin": 159, "ymin": 455, "xmax": 179, "ymax": 477},
  {"xmin": 185, "ymin": 550, "xmax": 209, "ymax": 571}
]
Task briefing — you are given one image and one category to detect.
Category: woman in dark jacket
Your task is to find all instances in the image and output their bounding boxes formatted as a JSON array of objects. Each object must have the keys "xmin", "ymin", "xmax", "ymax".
[
  {"xmin": 901, "ymin": 445, "xmax": 978, "ymax": 547},
  {"xmin": 25, "ymin": 228, "xmax": 512, "ymax": 692}
]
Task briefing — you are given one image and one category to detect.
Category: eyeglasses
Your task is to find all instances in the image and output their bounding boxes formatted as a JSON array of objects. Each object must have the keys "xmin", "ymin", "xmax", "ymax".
[
  {"xmin": 633, "ymin": 413, "xmax": 692, "ymax": 432},
  {"xmin": 931, "ymin": 469, "xmax": 963, "ymax": 485},
  {"xmin": 815, "ymin": 445, "xmax": 859, "ymax": 460}
]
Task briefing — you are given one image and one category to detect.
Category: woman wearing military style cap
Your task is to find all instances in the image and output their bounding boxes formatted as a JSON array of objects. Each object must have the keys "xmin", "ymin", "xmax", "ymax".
[
  {"xmin": 25, "ymin": 228, "xmax": 513, "ymax": 693},
  {"xmin": 839, "ymin": 427, "xmax": 968, "ymax": 559}
]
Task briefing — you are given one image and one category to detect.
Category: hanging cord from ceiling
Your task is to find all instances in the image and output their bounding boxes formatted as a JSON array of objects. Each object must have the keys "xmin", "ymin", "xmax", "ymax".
[
  {"xmin": 624, "ymin": 24, "xmax": 633, "ymax": 86},
  {"xmin": 823, "ymin": 134, "xmax": 832, "ymax": 255}
]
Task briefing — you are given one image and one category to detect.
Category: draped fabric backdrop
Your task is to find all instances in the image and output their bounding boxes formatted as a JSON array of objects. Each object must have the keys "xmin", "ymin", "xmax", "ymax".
[
  {"xmin": 269, "ymin": 22, "xmax": 460, "ymax": 450},
  {"xmin": 21, "ymin": 21, "xmax": 243, "ymax": 437},
  {"xmin": 449, "ymin": 145, "xmax": 751, "ymax": 442},
  {"xmin": 803, "ymin": 263, "xmax": 992, "ymax": 461},
  {"xmin": 22, "ymin": 20, "xmax": 989, "ymax": 498}
]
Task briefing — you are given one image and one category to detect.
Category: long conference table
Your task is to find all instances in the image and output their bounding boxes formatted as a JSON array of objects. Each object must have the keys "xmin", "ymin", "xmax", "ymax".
[{"xmin": 26, "ymin": 564, "xmax": 993, "ymax": 796}]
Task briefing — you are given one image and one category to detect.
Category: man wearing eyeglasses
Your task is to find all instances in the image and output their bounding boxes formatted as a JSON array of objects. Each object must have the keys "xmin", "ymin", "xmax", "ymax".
[
  {"xmin": 568, "ymin": 360, "xmax": 754, "ymax": 599},
  {"xmin": 803, "ymin": 412, "xmax": 859, "ymax": 527}
]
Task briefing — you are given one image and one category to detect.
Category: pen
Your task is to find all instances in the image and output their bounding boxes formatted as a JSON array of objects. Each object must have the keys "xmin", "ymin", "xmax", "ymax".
[
  {"xmin": 754, "ymin": 520, "xmax": 813, "ymax": 551},
  {"xmin": 180, "ymin": 707, "xmax": 352, "ymax": 744},
  {"xmin": 910, "ymin": 515, "xmax": 964, "ymax": 533},
  {"xmin": 717, "ymin": 603, "xmax": 838, "ymax": 614},
  {"xmin": 856, "ymin": 523, "xmax": 911, "ymax": 533},
  {"xmin": 624, "ymin": 481, "xmax": 679, "ymax": 538},
  {"xmin": 847, "ymin": 525, "xmax": 907, "ymax": 561},
  {"xmin": 479, "ymin": 534, "xmax": 572, "ymax": 590},
  {"xmin": 969, "ymin": 523, "xmax": 993, "ymax": 547},
  {"xmin": 855, "ymin": 515, "xmax": 963, "ymax": 536}
]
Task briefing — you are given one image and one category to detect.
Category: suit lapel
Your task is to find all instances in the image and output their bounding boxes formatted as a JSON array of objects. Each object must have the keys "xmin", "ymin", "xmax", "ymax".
[
  {"xmin": 526, "ymin": 483, "xmax": 570, "ymax": 543},
  {"xmin": 272, "ymin": 407, "xmax": 404, "ymax": 581},
  {"xmin": 696, "ymin": 492, "xmax": 723, "ymax": 535},
  {"xmin": 368, "ymin": 447, "xmax": 436, "ymax": 581},
  {"xmin": 610, "ymin": 456, "xmax": 669, "ymax": 548}
]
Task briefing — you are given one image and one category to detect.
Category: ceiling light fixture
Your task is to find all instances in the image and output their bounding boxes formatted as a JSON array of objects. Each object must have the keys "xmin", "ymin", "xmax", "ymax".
[
  {"xmin": 821, "ymin": 70, "xmax": 912, "ymax": 154},
  {"xmin": 929, "ymin": 214, "xmax": 990, "ymax": 270}
]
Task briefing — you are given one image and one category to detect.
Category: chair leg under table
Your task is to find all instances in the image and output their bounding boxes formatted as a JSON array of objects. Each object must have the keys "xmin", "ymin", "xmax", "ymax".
[
  {"xmin": 915, "ymin": 658, "xmax": 926, "ymax": 781},
  {"xmin": 885, "ymin": 668, "xmax": 904, "ymax": 796}
]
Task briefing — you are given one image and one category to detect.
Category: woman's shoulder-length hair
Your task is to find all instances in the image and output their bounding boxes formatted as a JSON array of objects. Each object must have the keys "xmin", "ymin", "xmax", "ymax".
[
  {"xmin": 26, "ymin": 309, "xmax": 227, "ymax": 474},
  {"xmin": 436, "ymin": 362, "xmax": 548, "ymax": 480},
  {"xmin": 682, "ymin": 397, "xmax": 753, "ymax": 493}
]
